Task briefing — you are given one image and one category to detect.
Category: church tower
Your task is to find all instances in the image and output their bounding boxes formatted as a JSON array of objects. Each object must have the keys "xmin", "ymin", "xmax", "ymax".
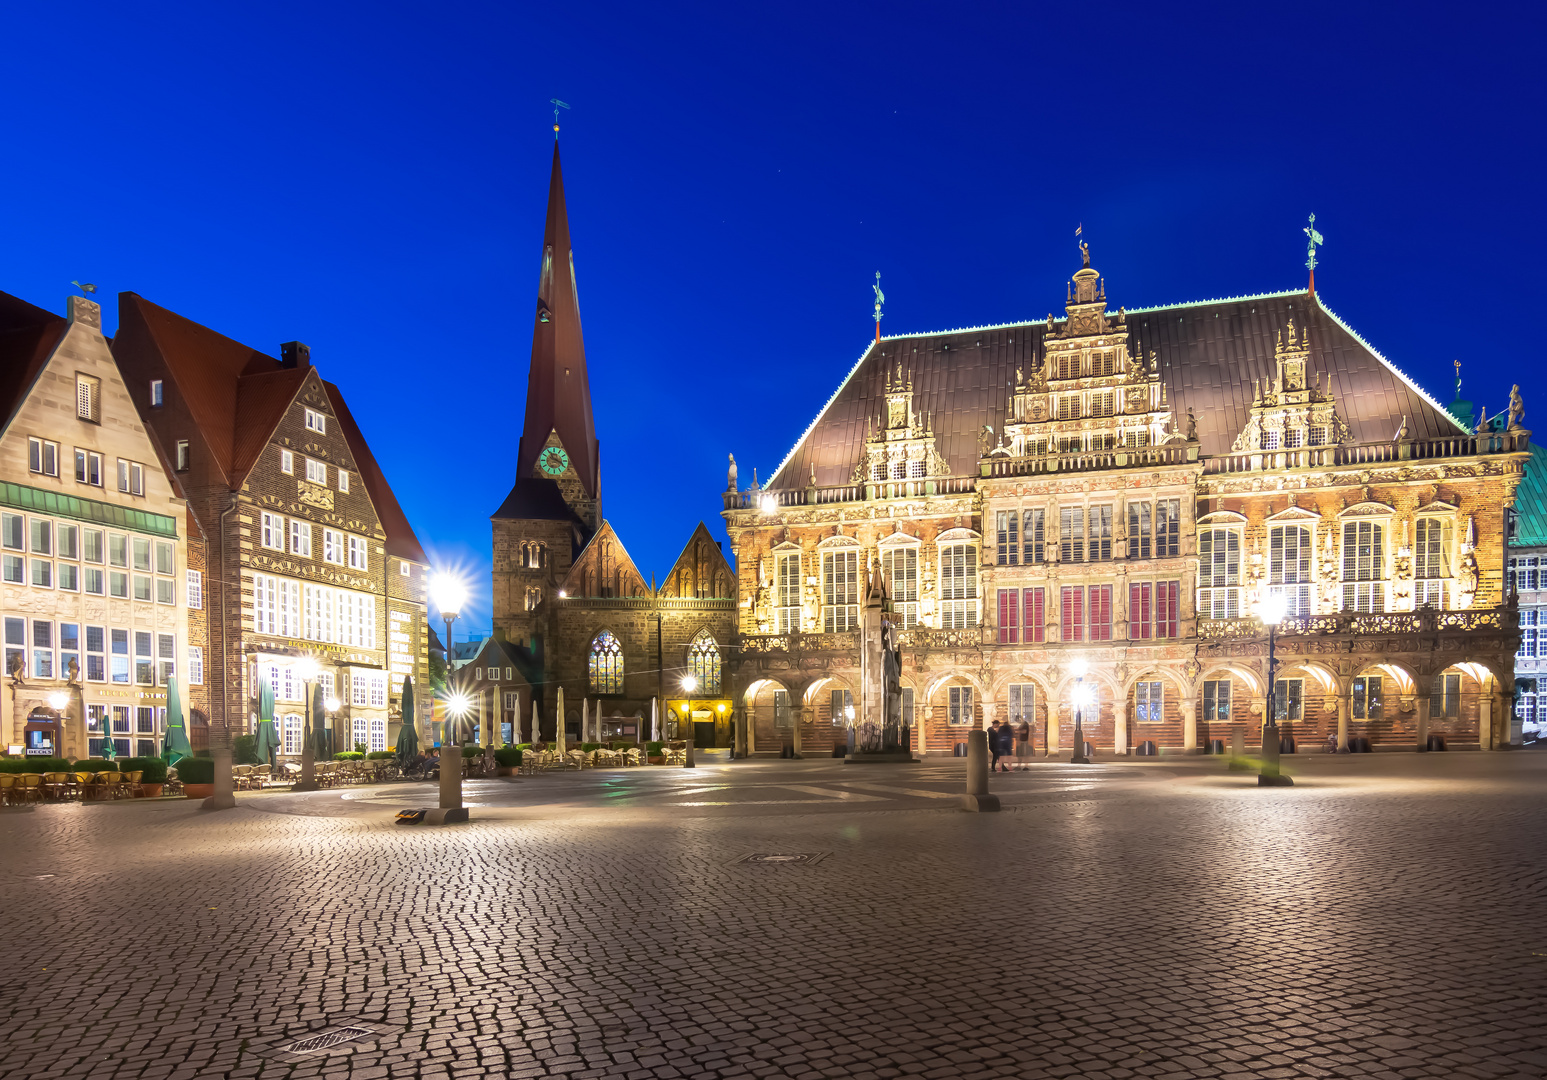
[{"xmin": 492, "ymin": 141, "xmax": 602, "ymax": 649}]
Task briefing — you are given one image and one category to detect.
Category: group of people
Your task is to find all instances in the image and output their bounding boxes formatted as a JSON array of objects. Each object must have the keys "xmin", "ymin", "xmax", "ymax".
[{"xmin": 986, "ymin": 719, "xmax": 1032, "ymax": 772}]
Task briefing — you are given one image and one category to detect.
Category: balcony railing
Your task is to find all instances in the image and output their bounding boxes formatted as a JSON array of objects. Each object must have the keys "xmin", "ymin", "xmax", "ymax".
[
  {"xmin": 1198, "ymin": 607, "xmax": 1515, "ymax": 641},
  {"xmin": 982, "ymin": 443, "xmax": 1197, "ymax": 478},
  {"xmin": 1201, "ymin": 430, "xmax": 1529, "ymax": 476},
  {"xmin": 724, "ymin": 476, "xmax": 976, "ymax": 512}
]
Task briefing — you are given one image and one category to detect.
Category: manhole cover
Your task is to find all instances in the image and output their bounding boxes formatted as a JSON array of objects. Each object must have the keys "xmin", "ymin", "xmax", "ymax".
[
  {"xmin": 254, "ymin": 1021, "xmax": 384, "ymax": 1061},
  {"xmin": 736, "ymin": 852, "xmax": 829, "ymax": 865}
]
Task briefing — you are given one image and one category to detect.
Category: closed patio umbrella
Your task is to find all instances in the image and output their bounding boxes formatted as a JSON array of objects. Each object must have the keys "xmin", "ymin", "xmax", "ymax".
[
  {"xmin": 256, "ymin": 678, "xmax": 279, "ymax": 775},
  {"xmin": 650, "ymin": 697, "xmax": 659, "ymax": 744},
  {"xmin": 394, "ymin": 676, "xmax": 419, "ymax": 767},
  {"xmin": 555, "ymin": 686, "xmax": 566, "ymax": 755},
  {"xmin": 163, "ymin": 676, "xmax": 192, "ymax": 765},
  {"xmin": 530, "ymin": 699, "xmax": 540, "ymax": 744},
  {"xmin": 311, "ymin": 683, "xmax": 328, "ymax": 760},
  {"xmin": 582, "ymin": 697, "xmax": 589, "ymax": 744}
]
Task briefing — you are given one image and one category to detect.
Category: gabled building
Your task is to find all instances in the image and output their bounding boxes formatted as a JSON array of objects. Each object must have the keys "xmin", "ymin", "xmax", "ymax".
[
  {"xmin": 110, "ymin": 297, "xmax": 431, "ymax": 759},
  {"xmin": 489, "ymin": 142, "xmax": 737, "ymax": 745},
  {"xmin": 724, "ymin": 249, "xmax": 1528, "ymax": 756},
  {"xmin": 2, "ymin": 292, "xmax": 202, "ymax": 759}
]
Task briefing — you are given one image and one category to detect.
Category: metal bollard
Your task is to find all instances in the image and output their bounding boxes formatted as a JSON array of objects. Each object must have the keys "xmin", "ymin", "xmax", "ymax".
[{"xmin": 960, "ymin": 729, "xmax": 1000, "ymax": 812}]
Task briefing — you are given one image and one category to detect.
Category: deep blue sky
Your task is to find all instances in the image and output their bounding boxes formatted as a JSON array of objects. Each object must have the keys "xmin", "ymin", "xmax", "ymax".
[{"xmin": 5, "ymin": 1, "xmax": 1542, "ymax": 635}]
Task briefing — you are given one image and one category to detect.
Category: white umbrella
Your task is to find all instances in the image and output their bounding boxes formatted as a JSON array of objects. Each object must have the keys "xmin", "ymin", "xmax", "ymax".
[
  {"xmin": 650, "ymin": 697, "xmax": 660, "ymax": 744},
  {"xmin": 555, "ymin": 686, "xmax": 566, "ymax": 755},
  {"xmin": 582, "ymin": 697, "xmax": 590, "ymax": 744},
  {"xmin": 529, "ymin": 698, "xmax": 540, "ymax": 744}
]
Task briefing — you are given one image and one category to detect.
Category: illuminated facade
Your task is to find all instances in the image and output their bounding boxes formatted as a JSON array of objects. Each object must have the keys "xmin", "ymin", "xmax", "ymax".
[{"xmin": 723, "ymin": 252, "xmax": 1528, "ymax": 756}]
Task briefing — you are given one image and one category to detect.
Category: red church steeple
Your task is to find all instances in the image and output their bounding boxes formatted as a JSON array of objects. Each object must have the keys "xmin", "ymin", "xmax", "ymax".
[{"xmin": 516, "ymin": 141, "xmax": 601, "ymax": 522}]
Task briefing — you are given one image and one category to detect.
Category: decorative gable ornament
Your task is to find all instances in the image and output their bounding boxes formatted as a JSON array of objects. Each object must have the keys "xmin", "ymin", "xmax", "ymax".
[
  {"xmin": 851, "ymin": 361, "xmax": 949, "ymax": 484},
  {"xmin": 1231, "ymin": 320, "xmax": 1352, "ymax": 453}
]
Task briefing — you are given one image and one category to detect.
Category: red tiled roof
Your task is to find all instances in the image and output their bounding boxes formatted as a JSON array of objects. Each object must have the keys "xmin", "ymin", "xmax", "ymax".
[
  {"xmin": 0, "ymin": 291, "xmax": 69, "ymax": 436},
  {"xmin": 323, "ymin": 380, "xmax": 427, "ymax": 564}
]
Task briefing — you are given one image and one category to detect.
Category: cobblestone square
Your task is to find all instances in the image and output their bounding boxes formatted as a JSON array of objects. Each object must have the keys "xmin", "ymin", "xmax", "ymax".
[{"xmin": 2, "ymin": 753, "xmax": 1545, "ymax": 1079}]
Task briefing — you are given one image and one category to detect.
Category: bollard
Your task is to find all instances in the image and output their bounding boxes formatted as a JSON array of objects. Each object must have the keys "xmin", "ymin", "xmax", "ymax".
[
  {"xmin": 960, "ymin": 729, "xmax": 1000, "ymax": 812},
  {"xmin": 425, "ymin": 746, "xmax": 468, "ymax": 825}
]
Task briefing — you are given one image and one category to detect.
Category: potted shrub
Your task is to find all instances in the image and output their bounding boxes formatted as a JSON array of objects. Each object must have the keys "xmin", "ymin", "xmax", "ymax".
[
  {"xmin": 333, "ymin": 750, "xmax": 365, "ymax": 761},
  {"xmin": 123, "ymin": 757, "xmax": 169, "ymax": 797},
  {"xmin": 176, "ymin": 755, "xmax": 216, "ymax": 798},
  {"xmin": 493, "ymin": 746, "xmax": 522, "ymax": 776},
  {"xmin": 366, "ymin": 750, "xmax": 395, "ymax": 760},
  {"xmin": 646, "ymin": 740, "xmax": 665, "ymax": 765}
]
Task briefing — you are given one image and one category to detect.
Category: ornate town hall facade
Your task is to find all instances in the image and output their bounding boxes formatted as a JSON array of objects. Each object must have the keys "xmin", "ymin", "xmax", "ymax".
[{"xmin": 722, "ymin": 251, "xmax": 1529, "ymax": 756}]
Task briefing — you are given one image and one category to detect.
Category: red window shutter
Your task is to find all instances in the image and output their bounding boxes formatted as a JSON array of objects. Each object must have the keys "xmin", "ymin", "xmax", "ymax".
[
  {"xmin": 1158, "ymin": 581, "xmax": 1179, "ymax": 638},
  {"xmin": 1062, "ymin": 586, "xmax": 1083, "ymax": 642},
  {"xmin": 1090, "ymin": 585, "xmax": 1111, "ymax": 641},
  {"xmin": 1130, "ymin": 582, "xmax": 1150, "ymax": 640},
  {"xmin": 1026, "ymin": 588, "xmax": 1044, "ymax": 643},
  {"xmin": 997, "ymin": 589, "xmax": 1019, "ymax": 644}
]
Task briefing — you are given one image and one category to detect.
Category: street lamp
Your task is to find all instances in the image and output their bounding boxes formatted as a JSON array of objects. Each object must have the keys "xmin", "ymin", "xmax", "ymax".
[
  {"xmin": 681, "ymin": 674, "xmax": 698, "ymax": 768},
  {"xmin": 1070, "ymin": 659, "xmax": 1092, "ymax": 764},
  {"xmin": 431, "ymin": 573, "xmax": 470, "ymax": 821},
  {"xmin": 293, "ymin": 656, "xmax": 321, "ymax": 791},
  {"xmin": 1259, "ymin": 592, "xmax": 1294, "ymax": 786},
  {"xmin": 325, "ymin": 695, "xmax": 341, "ymax": 756},
  {"xmin": 845, "ymin": 702, "xmax": 856, "ymax": 755}
]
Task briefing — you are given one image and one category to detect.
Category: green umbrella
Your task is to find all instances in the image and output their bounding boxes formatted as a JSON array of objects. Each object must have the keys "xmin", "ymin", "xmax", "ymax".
[
  {"xmin": 255, "ymin": 678, "xmax": 277, "ymax": 771},
  {"xmin": 163, "ymin": 676, "xmax": 191, "ymax": 765},
  {"xmin": 394, "ymin": 676, "xmax": 419, "ymax": 767}
]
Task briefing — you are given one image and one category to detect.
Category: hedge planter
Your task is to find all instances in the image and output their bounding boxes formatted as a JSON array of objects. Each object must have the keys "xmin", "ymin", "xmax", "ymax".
[
  {"xmin": 648, "ymin": 756, "xmax": 665, "ymax": 765},
  {"xmin": 183, "ymin": 784, "xmax": 214, "ymax": 799},
  {"xmin": 139, "ymin": 783, "xmax": 164, "ymax": 798}
]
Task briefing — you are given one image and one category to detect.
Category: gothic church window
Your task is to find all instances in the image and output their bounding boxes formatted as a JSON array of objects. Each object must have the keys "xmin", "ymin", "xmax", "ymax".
[
  {"xmin": 689, "ymin": 630, "xmax": 721, "ymax": 695},
  {"xmin": 588, "ymin": 630, "xmax": 623, "ymax": 694}
]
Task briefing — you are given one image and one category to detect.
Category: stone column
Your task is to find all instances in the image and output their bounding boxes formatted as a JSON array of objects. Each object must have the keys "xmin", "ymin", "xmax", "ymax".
[
  {"xmin": 1046, "ymin": 705, "xmax": 1061, "ymax": 756},
  {"xmin": 1415, "ymin": 693, "xmax": 1430, "ymax": 752},
  {"xmin": 792, "ymin": 707, "xmax": 804, "ymax": 758},
  {"xmin": 1181, "ymin": 696, "xmax": 1198, "ymax": 753},
  {"xmin": 1336, "ymin": 692, "xmax": 1350, "ymax": 751},
  {"xmin": 1495, "ymin": 686, "xmax": 1513, "ymax": 748},
  {"xmin": 1114, "ymin": 700, "xmax": 1128, "ymax": 756},
  {"xmin": 1479, "ymin": 688, "xmax": 1493, "ymax": 750},
  {"xmin": 1258, "ymin": 696, "xmax": 1272, "ymax": 751}
]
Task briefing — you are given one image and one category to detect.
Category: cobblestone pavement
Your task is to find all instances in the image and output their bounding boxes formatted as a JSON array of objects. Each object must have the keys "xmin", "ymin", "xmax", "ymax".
[{"xmin": 3, "ymin": 753, "xmax": 1545, "ymax": 1079}]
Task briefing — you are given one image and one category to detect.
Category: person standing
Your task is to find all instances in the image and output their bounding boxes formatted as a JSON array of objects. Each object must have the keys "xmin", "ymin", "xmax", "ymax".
[
  {"xmin": 988, "ymin": 719, "xmax": 1006, "ymax": 773},
  {"xmin": 1014, "ymin": 718, "xmax": 1033, "ymax": 770}
]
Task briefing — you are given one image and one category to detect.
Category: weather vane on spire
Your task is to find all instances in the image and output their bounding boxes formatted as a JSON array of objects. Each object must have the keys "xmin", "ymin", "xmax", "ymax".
[
  {"xmin": 873, "ymin": 271, "xmax": 885, "ymax": 343},
  {"xmin": 550, "ymin": 98, "xmax": 570, "ymax": 136},
  {"xmin": 1304, "ymin": 213, "xmax": 1324, "ymax": 293},
  {"xmin": 1454, "ymin": 358, "xmax": 1462, "ymax": 399}
]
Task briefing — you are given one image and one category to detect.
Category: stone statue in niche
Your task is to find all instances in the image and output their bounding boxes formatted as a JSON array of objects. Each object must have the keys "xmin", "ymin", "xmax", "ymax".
[{"xmin": 1509, "ymin": 384, "xmax": 1525, "ymax": 430}]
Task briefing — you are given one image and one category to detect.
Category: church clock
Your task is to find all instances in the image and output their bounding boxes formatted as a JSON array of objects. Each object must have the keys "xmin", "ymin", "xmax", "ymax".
[{"xmin": 538, "ymin": 446, "xmax": 570, "ymax": 476}]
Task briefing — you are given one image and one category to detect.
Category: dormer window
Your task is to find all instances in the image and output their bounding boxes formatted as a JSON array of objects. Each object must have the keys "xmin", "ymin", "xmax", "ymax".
[{"xmin": 1262, "ymin": 431, "xmax": 1280, "ymax": 450}]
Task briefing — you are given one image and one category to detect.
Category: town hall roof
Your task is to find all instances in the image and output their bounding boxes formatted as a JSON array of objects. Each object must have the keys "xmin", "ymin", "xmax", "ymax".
[{"xmin": 768, "ymin": 283, "xmax": 1468, "ymax": 489}]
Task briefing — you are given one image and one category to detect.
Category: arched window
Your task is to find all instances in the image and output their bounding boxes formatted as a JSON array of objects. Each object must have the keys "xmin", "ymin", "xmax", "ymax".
[
  {"xmin": 689, "ymin": 630, "xmax": 721, "ymax": 695},
  {"xmin": 589, "ymin": 630, "xmax": 623, "ymax": 694}
]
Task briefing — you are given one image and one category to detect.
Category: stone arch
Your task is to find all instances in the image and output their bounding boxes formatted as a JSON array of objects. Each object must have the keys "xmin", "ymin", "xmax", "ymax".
[{"xmin": 743, "ymin": 676, "xmax": 796, "ymax": 754}]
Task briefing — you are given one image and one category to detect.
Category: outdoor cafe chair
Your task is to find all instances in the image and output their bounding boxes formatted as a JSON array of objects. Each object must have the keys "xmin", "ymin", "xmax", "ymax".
[
  {"xmin": 99, "ymin": 772, "xmax": 125, "ymax": 800},
  {"xmin": 15, "ymin": 773, "xmax": 44, "ymax": 803},
  {"xmin": 624, "ymin": 748, "xmax": 643, "ymax": 766},
  {"xmin": 84, "ymin": 771, "xmax": 112, "ymax": 800},
  {"xmin": 0, "ymin": 774, "xmax": 16, "ymax": 805},
  {"xmin": 164, "ymin": 768, "xmax": 182, "ymax": 796},
  {"xmin": 118, "ymin": 771, "xmax": 142, "ymax": 799},
  {"xmin": 40, "ymin": 772, "xmax": 74, "ymax": 800}
]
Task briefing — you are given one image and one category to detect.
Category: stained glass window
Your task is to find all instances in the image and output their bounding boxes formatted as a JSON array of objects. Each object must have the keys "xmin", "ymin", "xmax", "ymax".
[
  {"xmin": 589, "ymin": 630, "xmax": 623, "ymax": 694},
  {"xmin": 689, "ymin": 630, "xmax": 721, "ymax": 695}
]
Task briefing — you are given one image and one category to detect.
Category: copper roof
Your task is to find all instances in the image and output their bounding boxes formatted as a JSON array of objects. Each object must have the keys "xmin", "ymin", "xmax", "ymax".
[
  {"xmin": 0, "ymin": 291, "xmax": 69, "ymax": 436},
  {"xmin": 515, "ymin": 142, "xmax": 601, "ymax": 504},
  {"xmin": 770, "ymin": 287, "xmax": 1466, "ymax": 488},
  {"xmin": 323, "ymin": 380, "xmax": 427, "ymax": 564}
]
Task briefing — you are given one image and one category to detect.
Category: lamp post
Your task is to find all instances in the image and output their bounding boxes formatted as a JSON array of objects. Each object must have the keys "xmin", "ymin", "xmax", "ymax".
[
  {"xmin": 293, "ymin": 657, "xmax": 321, "ymax": 791},
  {"xmin": 681, "ymin": 674, "xmax": 698, "ymax": 768},
  {"xmin": 325, "ymin": 695, "xmax": 341, "ymax": 757},
  {"xmin": 431, "ymin": 574, "xmax": 470, "ymax": 822},
  {"xmin": 1259, "ymin": 592, "xmax": 1294, "ymax": 786},
  {"xmin": 845, "ymin": 702, "xmax": 856, "ymax": 755},
  {"xmin": 718, "ymin": 702, "xmax": 729, "ymax": 759},
  {"xmin": 1070, "ymin": 659, "xmax": 1092, "ymax": 764}
]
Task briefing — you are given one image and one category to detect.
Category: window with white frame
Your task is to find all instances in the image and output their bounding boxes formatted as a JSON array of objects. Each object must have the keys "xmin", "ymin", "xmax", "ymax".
[
  {"xmin": 948, "ymin": 685, "xmax": 974, "ymax": 725},
  {"xmin": 282, "ymin": 714, "xmax": 303, "ymax": 755},
  {"xmin": 149, "ymin": 379, "xmax": 163, "ymax": 406},
  {"xmin": 252, "ymin": 574, "xmax": 301, "ymax": 637},
  {"xmin": 305, "ymin": 458, "xmax": 327, "ymax": 485},
  {"xmin": 305, "ymin": 407, "xmax": 326, "ymax": 434},
  {"xmin": 289, "ymin": 521, "xmax": 312, "ymax": 558},
  {"xmin": 881, "ymin": 545, "xmax": 918, "ymax": 628},
  {"xmin": 347, "ymin": 535, "xmax": 368, "ymax": 571},
  {"xmin": 1275, "ymin": 677, "xmax": 1304, "ymax": 721},
  {"xmin": 1198, "ymin": 527, "xmax": 1241, "ymax": 618},
  {"xmin": 1342, "ymin": 521, "xmax": 1386, "ymax": 613},
  {"xmin": 996, "ymin": 511, "xmax": 1019, "ymax": 565},
  {"xmin": 280, "ymin": 449, "xmax": 294, "ymax": 474},
  {"xmin": 75, "ymin": 448, "xmax": 102, "ymax": 486},
  {"xmin": 1519, "ymin": 610, "xmax": 1538, "ymax": 659},
  {"xmin": 352, "ymin": 672, "xmax": 369, "ymax": 706},
  {"xmin": 353, "ymin": 715, "xmax": 369, "ymax": 749},
  {"xmin": 1351, "ymin": 675, "xmax": 1382, "ymax": 719},
  {"xmin": 1008, "ymin": 683, "xmax": 1034, "ymax": 725},
  {"xmin": 187, "ymin": 645, "xmax": 204, "ymax": 685},
  {"xmin": 260, "ymin": 512, "xmax": 284, "ymax": 550},
  {"xmin": 1431, "ymin": 672, "xmax": 1461, "ymax": 718},
  {"xmin": 1203, "ymin": 678, "xmax": 1231, "ymax": 721},
  {"xmin": 110, "ymin": 628, "xmax": 129, "ymax": 683},
  {"xmin": 117, "ymin": 459, "xmax": 144, "ymax": 496},
  {"xmin": 1269, "ymin": 525, "xmax": 1313, "ymax": 617},
  {"xmin": 1135, "ymin": 680, "xmax": 1163, "ymax": 723},
  {"xmin": 369, "ymin": 718, "xmax": 386, "ymax": 752},
  {"xmin": 28, "ymin": 437, "xmax": 59, "ymax": 477},
  {"xmin": 76, "ymin": 373, "xmax": 100, "ymax": 422},
  {"xmin": 1512, "ymin": 556, "xmax": 1539, "ymax": 593},
  {"xmin": 822, "ymin": 548, "xmax": 859, "ymax": 633},
  {"xmin": 186, "ymin": 569, "xmax": 202, "ymax": 609},
  {"xmin": 370, "ymin": 674, "xmax": 386, "ymax": 707},
  {"xmin": 1414, "ymin": 518, "xmax": 1452, "ymax": 608},
  {"xmin": 938, "ymin": 543, "xmax": 978, "ymax": 628},
  {"xmin": 157, "ymin": 633, "xmax": 176, "ymax": 683},
  {"xmin": 775, "ymin": 551, "xmax": 801, "ymax": 633},
  {"xmin": 337, "ymin": 470, "xmax": 350, "ymax": 493},
  {"xmin": 324, "ymin": 528, "xmax": 343, "ymax": 564}
]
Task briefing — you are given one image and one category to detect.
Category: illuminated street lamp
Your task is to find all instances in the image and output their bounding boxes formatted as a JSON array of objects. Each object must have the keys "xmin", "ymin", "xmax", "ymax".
[
  {"xmin": 431, "ymin": 573, "xmax": 470, "ymax": 822},
  {"xmin": 1070, "ymin": 659, "xmax": 1092, "ymax": 764},
  {"xmin": 1259, "ymin": 592, "xmax": 1294, "ymax": 786},
  {"xmin": 681, "ymin": 674, "xmax": 698, "ymax": 768},
  {"xmin": 845, "ymin": 702, "xmax": 856, "ymax": 755}
]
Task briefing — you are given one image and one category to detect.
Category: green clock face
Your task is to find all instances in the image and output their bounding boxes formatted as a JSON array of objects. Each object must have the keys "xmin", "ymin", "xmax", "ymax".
[{"xmin": 539, "ymin": 446, "xmax": 570, "ymax": 477}]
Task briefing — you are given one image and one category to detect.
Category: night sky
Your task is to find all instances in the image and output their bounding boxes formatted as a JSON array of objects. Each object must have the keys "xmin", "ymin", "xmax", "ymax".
[{"xmin": 5, "ymin": 1, "xmax": 1542, "ymax": 635}]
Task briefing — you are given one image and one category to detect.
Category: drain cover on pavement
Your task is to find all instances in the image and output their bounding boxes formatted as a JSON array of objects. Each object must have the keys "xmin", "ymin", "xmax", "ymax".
[
  {"xmin": 254, "ymin": 1021, "xmax": 383, "ymax": 1062},
  {"xmin": 735, "ymin": 852, "xmax": 830, "ymax": 865}
]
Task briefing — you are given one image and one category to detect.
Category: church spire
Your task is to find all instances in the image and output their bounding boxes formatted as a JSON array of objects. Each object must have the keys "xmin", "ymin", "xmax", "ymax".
[{"xmin": 517, "ymin": 140, "xmax": 601, "ymax": 515}]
